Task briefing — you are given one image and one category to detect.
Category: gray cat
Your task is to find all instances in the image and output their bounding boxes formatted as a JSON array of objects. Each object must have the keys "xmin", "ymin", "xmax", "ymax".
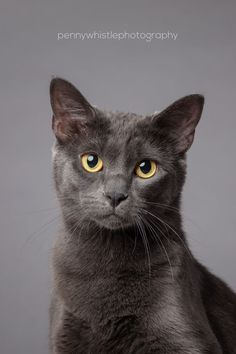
[{"xmin": 49, "ymin": 78, "xmax": 236, "ymax": 354}]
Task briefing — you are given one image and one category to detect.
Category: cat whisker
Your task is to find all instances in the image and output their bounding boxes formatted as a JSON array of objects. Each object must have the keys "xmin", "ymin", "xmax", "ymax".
[
  {"xmin": 140, "ymin": 201, "xmax": 202, "ymax": 237},
  {"xmin": 22, "ymin": 213, "xmax": 62, "ymax": 248},
  {"xmin": 141, "ymin": 200, "xmax": 181, "ymax": 213},
  {"xmin": 131, "ymin": 217, "xmax": 138, "ymax": 255},
  {"xmin": 141, "ymin": 212, "xmax": 172, "ymax": 246},
  {"xmin": 135, "ymin": 215, "xmax": 152, "ymax": 282},
  {"xmin": 139, "ymin": 207, "xmax": 193, "ymax": 260},
  {"xmin": 139, "ymin": 213, "xmax": 174, "ymax": 281}
]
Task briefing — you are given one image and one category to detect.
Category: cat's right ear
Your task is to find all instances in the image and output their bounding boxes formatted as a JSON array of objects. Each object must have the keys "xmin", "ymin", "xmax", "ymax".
[{"xmin": 50, "ymin": 78, "xmax": 94, "ymax": 143}]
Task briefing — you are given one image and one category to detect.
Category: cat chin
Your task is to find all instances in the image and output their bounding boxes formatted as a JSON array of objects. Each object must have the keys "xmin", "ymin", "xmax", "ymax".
[{"xmin": 94, "ymin": 214, "xmax": 132, "ymax": 231}]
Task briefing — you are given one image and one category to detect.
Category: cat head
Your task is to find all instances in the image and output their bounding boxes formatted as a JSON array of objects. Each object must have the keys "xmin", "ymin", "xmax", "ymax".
[{"xmin": 50, "ymin": 78, "xmax": 204, "ymax": 231}]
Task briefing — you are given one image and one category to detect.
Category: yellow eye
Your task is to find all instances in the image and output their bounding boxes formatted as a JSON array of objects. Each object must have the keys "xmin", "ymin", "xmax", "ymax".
[
  {"xmin": 135, "ymin": 159, "xmax": 157, "ymax": 179},
  {"xmin": 81, "ymin": 153, "xmax": 103, "ymax": 173}
]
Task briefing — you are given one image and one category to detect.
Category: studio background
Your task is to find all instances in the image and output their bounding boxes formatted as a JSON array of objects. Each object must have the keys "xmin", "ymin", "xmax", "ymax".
[{"xmin": 0, "ymin": 0, "xmax": 235, "ymax": 353}]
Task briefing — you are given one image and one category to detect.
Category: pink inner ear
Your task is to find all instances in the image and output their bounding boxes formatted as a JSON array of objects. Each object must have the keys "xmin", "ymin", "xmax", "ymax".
[
  {"xmin": 52, "ymin": 113, "xmax": 87, "ymax": 143},
  {"xmin": 54, "ymin": 120, "xmax": 65, "ymax": 136},
  {"xmin": 52, "ymin": 115, "xmax": 74, "ymax": 143},
  {"xmin": 176, "ymin": 130, "xmax": 195, "ymax": 153}
]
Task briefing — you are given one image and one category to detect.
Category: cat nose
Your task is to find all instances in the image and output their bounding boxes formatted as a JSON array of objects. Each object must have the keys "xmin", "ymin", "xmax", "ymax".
[{"xmin": 105, "ymin": 191, "xmax": 128, "ymax": 208}]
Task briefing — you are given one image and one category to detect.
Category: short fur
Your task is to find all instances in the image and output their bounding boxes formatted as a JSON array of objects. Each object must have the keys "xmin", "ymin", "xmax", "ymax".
[{"xmin": 49, "ymin": 78, "xmax": 236, "ymax": 354}]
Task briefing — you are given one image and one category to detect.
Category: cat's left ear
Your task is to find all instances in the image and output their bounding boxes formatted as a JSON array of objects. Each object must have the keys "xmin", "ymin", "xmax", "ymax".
[
  {"xmin": 153, "ymin": 94, "xmax": 204, "ymax": 153},
  {"xmin": 50, "ymin": 78, "xmax": 95, "ymax": 143}
]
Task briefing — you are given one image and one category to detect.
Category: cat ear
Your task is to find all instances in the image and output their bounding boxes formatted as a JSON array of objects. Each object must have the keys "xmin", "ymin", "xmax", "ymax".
[
  {"xmin": 50, "ymin": 78, "xmax": 94, "ymax": 143},
  {"xmin": 153, "ymin": 94, "xmax": 204, "ymax": 153}
]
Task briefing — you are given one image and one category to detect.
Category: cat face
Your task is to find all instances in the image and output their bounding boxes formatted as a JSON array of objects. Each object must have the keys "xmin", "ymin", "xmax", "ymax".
[{"xmin": 50, "ymin": 78, "xmax": 204, "ymax": 230}]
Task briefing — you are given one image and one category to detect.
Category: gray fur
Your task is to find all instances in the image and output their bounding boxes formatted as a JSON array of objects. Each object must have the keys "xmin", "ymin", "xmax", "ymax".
[{"xmin": 49, "ymin": 78, "xmax": 236, "ymax": 354}]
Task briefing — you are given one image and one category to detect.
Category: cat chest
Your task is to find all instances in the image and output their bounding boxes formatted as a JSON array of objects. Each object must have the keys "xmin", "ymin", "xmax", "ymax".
[{"xmin": 61, "ymin": 271, "xmax": 154, "ymax": 324}]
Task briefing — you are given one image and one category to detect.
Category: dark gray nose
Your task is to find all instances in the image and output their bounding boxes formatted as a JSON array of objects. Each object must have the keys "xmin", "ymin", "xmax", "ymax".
[
  {"xmin": 105, "ymin": 191, "xmax": 128, "ymax": 208},
  {"xmin": 104, "ymin": 175, "xmax": 129, "ymax": 208}
]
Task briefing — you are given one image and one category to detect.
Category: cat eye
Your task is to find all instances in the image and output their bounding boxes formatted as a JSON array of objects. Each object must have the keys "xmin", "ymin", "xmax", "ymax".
[
  {"xmin": 135, "ymin": 159, "xmax": 157, "ymax": 179},
  {"xmin": 81, "ymin": 153, "xmax": 103, "ymax": 173}
]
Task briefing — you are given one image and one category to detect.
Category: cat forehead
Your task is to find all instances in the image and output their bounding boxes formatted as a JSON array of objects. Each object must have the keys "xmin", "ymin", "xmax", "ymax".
[
  {"xmin": 99, "ymin": 109, "xmax": 148, "ymax": 137},
  {"xmin": 101, "ymin": 110, "xmax": 148, "ymax": 141},
  {"xmin": 100, "ymin": 109, "xmax": 144, "ymax": 127},
  {"xmin": 88, "ymin": 109, "xmax": 157, "ymax": 145},
  {"xmin": 87, "ymin": 110, "xmax": 160, "ymax": 158}
]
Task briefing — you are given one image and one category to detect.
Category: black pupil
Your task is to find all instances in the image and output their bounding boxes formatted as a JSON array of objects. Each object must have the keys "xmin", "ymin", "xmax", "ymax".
[
  {"xmin": 139, "ymin": 160, "xmax": 151, "ymax": 174},
  {"xmin": 87, "ymin": 154, "xmax": 98, "ymax": 168}
]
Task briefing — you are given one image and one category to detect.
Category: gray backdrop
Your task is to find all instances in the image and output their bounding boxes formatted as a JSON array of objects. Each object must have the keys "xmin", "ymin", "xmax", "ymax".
[{"xmin": 0, "ymin": 0, "xmax": 236, "ymax": 353}]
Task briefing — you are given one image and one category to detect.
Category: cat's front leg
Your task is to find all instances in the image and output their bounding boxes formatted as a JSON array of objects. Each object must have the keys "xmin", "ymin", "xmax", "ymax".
[
  {"xmin": 50, "ymin": 309, "xmax": 91, "ymax": 354},
  {"xmin": 89, "ymin": 338, "xmax": 222, "ymax": 354},
  {"xmin": 89, "ymin": 330, "xmax": 223, "ymax": 354}
]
